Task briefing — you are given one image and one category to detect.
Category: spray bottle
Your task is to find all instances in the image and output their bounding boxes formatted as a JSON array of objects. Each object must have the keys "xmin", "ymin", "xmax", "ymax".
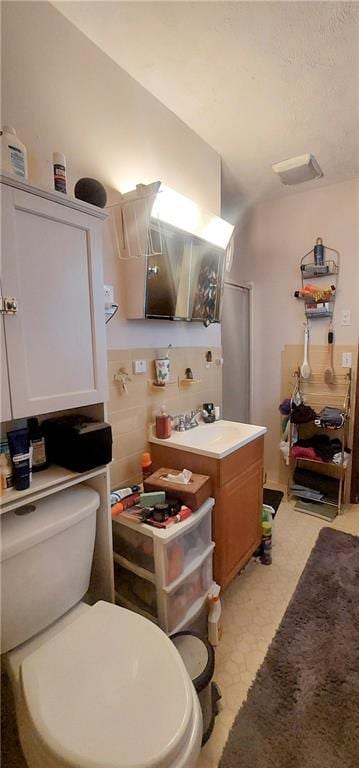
[{"xmin": 208, "ymin": 582, "xmax": 222, "ymax": 646}]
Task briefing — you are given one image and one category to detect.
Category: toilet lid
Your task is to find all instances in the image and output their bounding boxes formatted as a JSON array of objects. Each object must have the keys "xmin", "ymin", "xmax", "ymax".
[{"xmin": 21, "ymin": 601, "xmax": 194, "ymax": 768}]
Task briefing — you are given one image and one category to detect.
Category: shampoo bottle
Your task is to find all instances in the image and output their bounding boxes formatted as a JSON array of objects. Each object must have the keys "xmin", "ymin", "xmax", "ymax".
[{"xmin": 0, "ymin": 126, "xmax": 28, "ymax": 179}]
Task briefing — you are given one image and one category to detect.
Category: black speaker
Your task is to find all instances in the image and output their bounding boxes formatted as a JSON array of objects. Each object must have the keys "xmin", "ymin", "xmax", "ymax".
[{"xmin": 74, "ymin": 177, "xmax": 107, "ymax": 208}]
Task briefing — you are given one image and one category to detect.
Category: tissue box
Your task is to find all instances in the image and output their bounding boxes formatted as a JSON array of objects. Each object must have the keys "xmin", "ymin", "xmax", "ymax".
[{"xmin": 143, "ymin": 467, "xmax": 211, "ymax": 511}]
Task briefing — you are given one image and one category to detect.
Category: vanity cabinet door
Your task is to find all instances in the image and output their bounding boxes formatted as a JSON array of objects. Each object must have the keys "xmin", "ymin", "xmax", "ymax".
[
  {"xmin": 1, "ymin": 185, "xmax": 107, "ymax": 418},
  {"xmin": 216, "ymin": 460, "xmax": 263, "ymax": 588}
]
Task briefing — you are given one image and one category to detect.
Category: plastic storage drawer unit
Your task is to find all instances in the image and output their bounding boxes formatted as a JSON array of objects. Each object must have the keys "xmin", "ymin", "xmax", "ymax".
[{"xmin": 112, "ymin": 497, "xmax": 215, "ymax": 635}]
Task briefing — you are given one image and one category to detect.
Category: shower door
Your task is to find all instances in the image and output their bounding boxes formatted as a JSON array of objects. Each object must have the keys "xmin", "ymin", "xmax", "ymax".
[{"xmin": 221, "ymin": 282, "xmax": 250, "ymax": 423}]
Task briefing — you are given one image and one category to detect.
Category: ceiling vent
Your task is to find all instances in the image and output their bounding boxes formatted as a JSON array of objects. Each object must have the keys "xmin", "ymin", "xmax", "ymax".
[{"xmin": 272, "ymin": 153, "xmax": 323, "ymax": 185}]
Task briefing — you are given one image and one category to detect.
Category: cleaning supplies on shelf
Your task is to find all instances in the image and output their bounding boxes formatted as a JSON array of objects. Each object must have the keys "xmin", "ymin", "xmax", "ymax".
[
  {"xmin": 208, "ymin": 582, "xmax": 222, "ymax": 646},
  {"xmin": 1, "ymin": 126, "xmax": 28, "ymax": 179}
]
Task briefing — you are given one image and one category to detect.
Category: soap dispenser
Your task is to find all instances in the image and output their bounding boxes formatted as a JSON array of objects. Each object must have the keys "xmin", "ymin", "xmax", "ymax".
[{"xmin": 155, "ymin": 404, "xmax": 172, "ymax": 439}]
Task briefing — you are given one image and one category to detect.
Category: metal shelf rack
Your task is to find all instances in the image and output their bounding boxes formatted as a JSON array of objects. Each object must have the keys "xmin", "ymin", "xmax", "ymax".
[{"xmin": 288, "ymin": 368, "xmax": 351, "ymax": 519}]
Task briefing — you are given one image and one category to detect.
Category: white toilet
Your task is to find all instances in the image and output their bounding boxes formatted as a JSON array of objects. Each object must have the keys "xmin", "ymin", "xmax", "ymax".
[{"xmin": 1, "ymin": 485, "xmax": 202, "ymax": 768}]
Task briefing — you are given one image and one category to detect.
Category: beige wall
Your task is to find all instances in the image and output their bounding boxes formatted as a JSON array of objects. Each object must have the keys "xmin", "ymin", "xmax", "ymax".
[
  {"xmin": 230, "ymin": 178, "xmax": 359, "ymax": 483},
  {"xmin": 1, "ymin": 1, "xmax": 222, "ymax": 349},
  {"xmin": 107, "ymin": 346, "xmax": 222, "ymax": 489}
]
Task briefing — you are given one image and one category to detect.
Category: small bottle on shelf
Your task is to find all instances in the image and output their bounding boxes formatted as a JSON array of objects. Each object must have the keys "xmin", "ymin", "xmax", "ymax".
[
  {"xmin": 28, "ymin": 418, "xmax": 48, "ymax": 472},
  {"xmin": 141, "ymin": 452, "xmax": 153, "ymax": 481}
]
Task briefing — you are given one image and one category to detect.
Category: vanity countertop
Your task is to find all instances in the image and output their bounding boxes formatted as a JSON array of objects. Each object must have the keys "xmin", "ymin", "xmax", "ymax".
[{"xmin": 149, "ymin": 419, "xmax": 267, "ymax": 459}]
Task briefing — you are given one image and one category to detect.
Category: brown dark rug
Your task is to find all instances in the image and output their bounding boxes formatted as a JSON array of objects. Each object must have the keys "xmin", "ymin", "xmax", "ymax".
[{"xmin": 219, "ymin": 528, "xmax": 359, "ymax": 768}]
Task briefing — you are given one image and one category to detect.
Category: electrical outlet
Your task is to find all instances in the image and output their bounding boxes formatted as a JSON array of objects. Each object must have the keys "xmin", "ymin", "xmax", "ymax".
[
  {"xmin": 104, "ymin": 284, "xmax": 114, "ymax": 309},
  {"xmin": 341, "ymin": 309, "xmax": 351, "ymax": 326},
  {"xmin": 342, "ymin": 352, "xmax": 352, "ymax": 368},
  {"xmin": 133, "ymin": 359, "xmax": 147, "ymax": 374}
]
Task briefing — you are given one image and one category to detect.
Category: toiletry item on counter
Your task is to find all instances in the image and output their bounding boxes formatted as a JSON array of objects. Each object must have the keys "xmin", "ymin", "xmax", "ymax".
[
  {"xmin": 203, "ymin": 403, "xmax": 215, "ymax": 423},
  {"xmin": 42, "ymin": 415, "xmax": 112, "ymax": 472},
  {"xmin": 140, "ymin": 490, "xmax": 165, "ymax": 508},
  {"xmin": 153, "ymin": 502, "xmax": 170, "ymax": 522},
  {"xmin": 53, "ymin": 152, "xmax": 67, "ymax": 193},
  {"xmin": 174, "ymin": 506, "xmax": 192, "ymax": 523},
  {"xmin": 155, "ymin": 405, "xmax": 172, "ymax": 439},
  {"xmin": 141, "ymin": 452, "xmax": 153, "ymax": 481},
  {"xmin": 208, "ymin": 582, "xmax": 222, "ymax": 646},
  {"xmin": 27, "ymin": 418, "xmax": 48, "ymax": 472},
  {"xmin": 111, "ymin": 485, "xmax": 140, "ymax": 506},
  {"xmin": 1, "ymin": 126, "xmax": 28, "ymax": 179},
  {"xmin": 111, "ymin": 492, "xmax": 141, "ymax": 518},
  {"xmin": 0, "ymin": 443, "xmax": 14, "ymax": 491},
  {"xmin": 7, "ymin": 428, "xmax": 31, "ymax": 491},
  {"xmin": 214, "ymin": 406, "xmax": 220, "ymax": 421}
]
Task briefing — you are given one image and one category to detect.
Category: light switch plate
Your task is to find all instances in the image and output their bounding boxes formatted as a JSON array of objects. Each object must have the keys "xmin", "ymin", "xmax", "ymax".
[
  {"xmin": 341, "ymin": 309, "xmax": 351, "ymax": 326},
  {"xmin": 342, "ymin": 352, "xmax": 352, "ymax": 368},
  {"xmin": 104, "ymin": 284, "xmax": 114, "ymax": 309},
  {"xmin": 133, "ymin": 359, "xmax": 147, "ymax": 374}
]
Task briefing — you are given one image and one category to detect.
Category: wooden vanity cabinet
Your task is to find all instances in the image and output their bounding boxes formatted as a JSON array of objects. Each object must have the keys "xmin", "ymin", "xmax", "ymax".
[{"xmin": 150, "ymin": 436, "xmax": 264, "ymax": 590}]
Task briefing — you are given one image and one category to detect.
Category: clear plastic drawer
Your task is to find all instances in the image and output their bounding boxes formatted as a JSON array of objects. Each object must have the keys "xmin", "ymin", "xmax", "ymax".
[
  {"xmin": 112, "ymin": 523, "xmax": 154, "ymax": 573},
  {"xmin": 163, "ymin": 508, "xmax": 212, "ymax": 585},
  {"xmin": 113, "ymin": 561, "xmax": 157, "ymax": 618},
  {"xmin": 162, "ymin": 547, "xmax": 214, "ymax": 633}
]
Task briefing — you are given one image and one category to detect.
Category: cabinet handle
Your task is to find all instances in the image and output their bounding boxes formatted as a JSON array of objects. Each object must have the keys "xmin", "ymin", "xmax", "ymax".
[{"xmin": 0, "ymin": 296, "xmax": 18, "ymax": 315}]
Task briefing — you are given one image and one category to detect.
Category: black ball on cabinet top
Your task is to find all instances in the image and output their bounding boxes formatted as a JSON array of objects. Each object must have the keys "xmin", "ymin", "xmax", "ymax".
[{"xmin": 74, "ymin": 178, "xmax": 107, "ymax": 208}]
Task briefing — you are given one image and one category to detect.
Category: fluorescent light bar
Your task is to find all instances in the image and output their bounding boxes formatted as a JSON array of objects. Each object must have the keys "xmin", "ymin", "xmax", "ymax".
[{"xmin": 151, "ymin": 184, "xmax": 233, "ymax": 249}]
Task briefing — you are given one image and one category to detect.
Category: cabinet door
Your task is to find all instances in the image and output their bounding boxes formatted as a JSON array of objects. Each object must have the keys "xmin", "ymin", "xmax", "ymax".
[
  {"xmin": 1, "ymin": 186, "xmax": 107, "ymax": 418},
  {"xmin": 216, "ymin": 460, "xmax": 263, "ymax": 588}
]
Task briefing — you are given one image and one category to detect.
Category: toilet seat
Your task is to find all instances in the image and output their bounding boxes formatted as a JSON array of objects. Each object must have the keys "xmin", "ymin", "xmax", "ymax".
[{"xmin": 20, "ymin": 601, "xmax": 197, "ymax": 768}]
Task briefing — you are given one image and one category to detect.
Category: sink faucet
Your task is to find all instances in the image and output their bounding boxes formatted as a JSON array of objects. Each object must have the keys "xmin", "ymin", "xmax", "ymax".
[{"xmin": 172, "ymin": 409, "xmax": 202, "ymax": 431}]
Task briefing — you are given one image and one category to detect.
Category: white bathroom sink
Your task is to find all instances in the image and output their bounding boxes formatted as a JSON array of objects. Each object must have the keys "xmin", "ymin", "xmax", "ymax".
[{"xmin": 149, "ymin": 419, "xmax": 266, "ymax": 459}]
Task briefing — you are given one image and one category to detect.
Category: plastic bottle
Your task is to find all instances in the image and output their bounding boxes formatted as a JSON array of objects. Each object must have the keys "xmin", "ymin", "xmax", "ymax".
[
  {"xmin": 261, "ymin": 520, "xmax": 272, "ymax": 565},
  {"xmin": 0, "ymin": 451, "xmax": 13, "ymax": 491},
  {"xmin": 28, "ymin": 417, "xmax": 48, "ymax": 472},
  {"xmin": 314, "ymin": 237, "xmax": 324, "ymax": 266},
  {"xmin": 208, "ymin": 582, "xmax": 222, "ymax": 646},
  {"xmin": 142, "ymin": 452, "xmax": 153, "ymax": 481},
  {"xmin": 53, "ymin": 152, "xmax": 67, "ymax": 193},
  {"xmin": 155, "ymin": 404, "xmax": 172, "ymax": 439},
  {"xmin": 1, "ymin": 126, "xmax": 28, "ymax": 179}
]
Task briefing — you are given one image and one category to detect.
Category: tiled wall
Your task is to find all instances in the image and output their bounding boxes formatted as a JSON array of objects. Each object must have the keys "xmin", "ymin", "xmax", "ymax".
[{"xmin": 107, "ymin": 346, "xmax": 222, "ymax": 489}]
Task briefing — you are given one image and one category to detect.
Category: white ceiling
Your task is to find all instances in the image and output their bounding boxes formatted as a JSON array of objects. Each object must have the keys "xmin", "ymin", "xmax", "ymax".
[{"xmin": 54, "ymin": 1, "xmax": 359, "ymax": 214}]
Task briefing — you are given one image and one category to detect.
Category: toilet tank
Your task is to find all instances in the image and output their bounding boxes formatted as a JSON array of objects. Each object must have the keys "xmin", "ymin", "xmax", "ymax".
[{"xmin": 1, "ymin": 485, "xmax": 99, "ymax": 654}]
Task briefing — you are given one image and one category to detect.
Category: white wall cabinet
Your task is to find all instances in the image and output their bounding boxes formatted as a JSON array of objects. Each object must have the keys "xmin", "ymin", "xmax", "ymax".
[{"xmin": 1, "ymin": 177, "xmax": 108, "ymax": 419}]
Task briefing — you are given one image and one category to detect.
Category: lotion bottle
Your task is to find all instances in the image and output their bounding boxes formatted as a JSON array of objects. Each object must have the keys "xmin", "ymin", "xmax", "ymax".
[{"xmin": 0, "ymin": 126, "xmax": 28, "ymax": 179}]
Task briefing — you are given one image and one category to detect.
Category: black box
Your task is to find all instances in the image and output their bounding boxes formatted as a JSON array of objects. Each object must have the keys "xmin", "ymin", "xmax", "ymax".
[{"xmin": 42, "ymin": 415, "xmax": 112, "ymax": 472}]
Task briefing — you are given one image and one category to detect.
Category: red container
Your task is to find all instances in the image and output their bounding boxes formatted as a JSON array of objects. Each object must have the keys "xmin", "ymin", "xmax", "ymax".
[{"xmin": 155, "ymin": 414, "xmax": 172, "ymax": 439}]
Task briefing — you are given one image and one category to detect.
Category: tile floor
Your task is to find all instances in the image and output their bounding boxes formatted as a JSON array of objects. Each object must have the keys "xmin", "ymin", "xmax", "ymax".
[
  {"xmin": 196, "ymin": 499, "xmax": 359, "ymax": 768},
  {"xmin": 1, "ymin": 499, "xmax": 358, "ymax": 768}
]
